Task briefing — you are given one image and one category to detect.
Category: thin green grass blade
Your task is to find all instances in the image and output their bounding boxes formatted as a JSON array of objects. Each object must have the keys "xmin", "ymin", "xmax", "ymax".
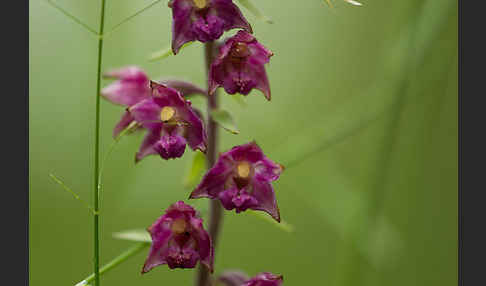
[
  {"xmin": 105, "ymin": 0, "xmax": 163, "ymax": 36},
  {"xmin": 183, "ymin": 150, "xmax": 207, "ymax": 190},
  {"xmin": 248, "ymin": 210, "xmax": 294, "ymax": 232},
  {"xmin": 45, "ymin": 0, "xmax": 98, "ymax": 36},
  {"xmin": 210, "ymin": 109, "xmax": 240, "ymax": 134},
  {"xmin": 113, "ymin": 229, "xmax": 151, "ymax": 243},
  {"xmin": 49, "ymin": 173, "xmax": 96, "ymax": 214},
  {"xmin": 148, "ymin": 42, "xmax": 194, "ymax": 62},
  {"xmin": 236, "ymin": 0, "xmax": 273, "ymax": 24}
]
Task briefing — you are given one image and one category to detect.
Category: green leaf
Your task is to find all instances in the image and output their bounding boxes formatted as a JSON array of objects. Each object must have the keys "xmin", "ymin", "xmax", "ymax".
[
  {"xmin": 323, "ymin": 0, "xmax": 362, "ymax": 7},
  {"xmin": 344, "ymin": 0, "xmax": 363, "ymax": 6},
  {"xmin": 112, "ymin": 229, "xmax": 151, "ymax": 243},
  {"xmin": 75, "ymin": 242, "xmax": 148, "ymax": 286},
  {"xmin": 236, "ymin": 0, "xmax": 273, "ymax": 24},
  {"xmin": 248, "ymin": 210, "xmax": 294, "ymax": 233},
  {"xmin": 148, "ymin": 41, "xmax": 194, "ymax": 62},
  {"xmin": 210, "ymin": 109, "xmax": 240, "ymax": 134},
  {"xmin": 183, "ymin": 150, "xmax": 207, "ymax": 190}
]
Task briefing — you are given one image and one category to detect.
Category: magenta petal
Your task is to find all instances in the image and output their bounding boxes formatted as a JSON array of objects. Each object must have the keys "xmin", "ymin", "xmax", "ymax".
[
  {"xmin": 190, "ymin": 155, "xmax": 234, "ymax": 199},
  {"xmin": 243, "ymin": 60, "xmax": 271, "ymax": 100},
  {"xmin": 129, "ymin": 98, "xmax": 163, "ymax": 124},
  {"xmin": 101, "ymin": 66, "xmax": 150, "ymax": 106},
  {"xmin": 181, "ymin": 107, "xmax": 207, "ymax": 152},
  {"xmin": 190, "ymin": 217, "xmax": 214, "ymax": 272},
  {"xmin": 228, "ymin": 141, "xmax": 265, "ymax": 163},
  {"xmin": 135, "ymin": 123, "xmax": 162, "ymax": 163},
  {"xmin": 158, "ymin": 79, "xmax": 207, "ymax": 98},
  {"xmin": 170, "ymin": 0, "xmax": 196, "ymax": 54},
  {"xmin": 142, "ymin": 221, "xmax": 172, "ymax": 273},
  {"xmin": 113, "ymin": 111, "xmax": 135, "ymax": 138},
  {"xmin": 166, "ymin": 200, "xmax": 197, "ymax": 218},
  {"xmin": 211, "ymin": 0, "xmax": 253, "ymax": 34},
  {"xmin": 253, "ymin": 158, "xmax": 283, "ymax": 182},
  {"xmin": 250, "ymin": 179, "xmax": 280, "ymax": 222}
]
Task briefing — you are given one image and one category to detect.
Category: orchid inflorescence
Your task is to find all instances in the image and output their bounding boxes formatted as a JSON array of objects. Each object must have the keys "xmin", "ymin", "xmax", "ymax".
[
  {"xmin": 100, "ymin": 0, "xmax": 284, "ymax": 283},
  {"xmin": 42, "ymin": 0, "xmax": 363, "ymax": 284},
  {"xmin": 43, "ymin": 0, "xmax": 359, "ymax": 285}
]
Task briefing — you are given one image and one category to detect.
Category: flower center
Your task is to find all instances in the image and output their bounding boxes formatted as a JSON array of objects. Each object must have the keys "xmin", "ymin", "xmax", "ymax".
[
  {"xmin": 192, "ymin": 0, "xmax": 207, "ymax": 9},
  {"xmin": 231, "ymin": 42, "xmax": 249, "ymax": 58},
  {"xmin": 237, "ymin": 161, "xmax": 251, "ymax": 178},
  {"xmin": 171, "ymin": 218, "xmax": 187, "ymax": 234},
  {"xmin": 160, "ymin": 106, "xmax": 176, "ymax": 122}
]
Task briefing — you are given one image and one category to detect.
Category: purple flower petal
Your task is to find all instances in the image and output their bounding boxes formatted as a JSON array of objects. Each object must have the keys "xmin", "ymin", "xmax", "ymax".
[
  {"xmin": 190, "ymin": 217, "xmax": 214, "ymax": 272},
  {"xmin": 129, "ymin": 98, "xmax": 162, "ymax": 124},
  {"xmin": 249, "ymin": 179, "xmax": 281, "ymax": 222},
  {"xmin": 190, "ymin": 154, "xmax": 234, "ymax": 199},
  {"xmin": 101, "ymin": 66, "xmax": 150, "ymax": 106},
  {"xmin": 170, "ymin": 0, "xmax": 196, "ymax": 54},
  {"xmin": 158, "ymin": 79, "xmax": 208, "ymax": 98},
  {"xmin": 113, "ymin": 111, "xmax": 135, "ymax": 138},
  {"xmin": 135, "ymin": 123, "xmax": 162, "ymax": 163},
  {"xmin": 142, "ymin": 227, "xmax": 172, "ymax": 273},
  {"xmin": 211, "ymin": 0, "xmax": 253, "ymax": 33}
]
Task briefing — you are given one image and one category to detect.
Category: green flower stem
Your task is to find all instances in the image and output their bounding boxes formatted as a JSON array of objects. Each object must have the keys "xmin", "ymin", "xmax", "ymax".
[
  {"xmin": 93, "ymin": 1, "xmax": 107, "ymax": 286},
  {"xmin": 76, "ymin": 243, "xmax": 149, "ymax": 286},
  {"xmin": 196, "ymin": 41, "xmax": 223, "ymax": 286}
]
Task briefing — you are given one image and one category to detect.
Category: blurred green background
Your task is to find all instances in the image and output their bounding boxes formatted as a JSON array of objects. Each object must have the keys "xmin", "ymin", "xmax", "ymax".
[{"xmin": 29, "ymin": 0, "xmax": 457, "ymax": 285}]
